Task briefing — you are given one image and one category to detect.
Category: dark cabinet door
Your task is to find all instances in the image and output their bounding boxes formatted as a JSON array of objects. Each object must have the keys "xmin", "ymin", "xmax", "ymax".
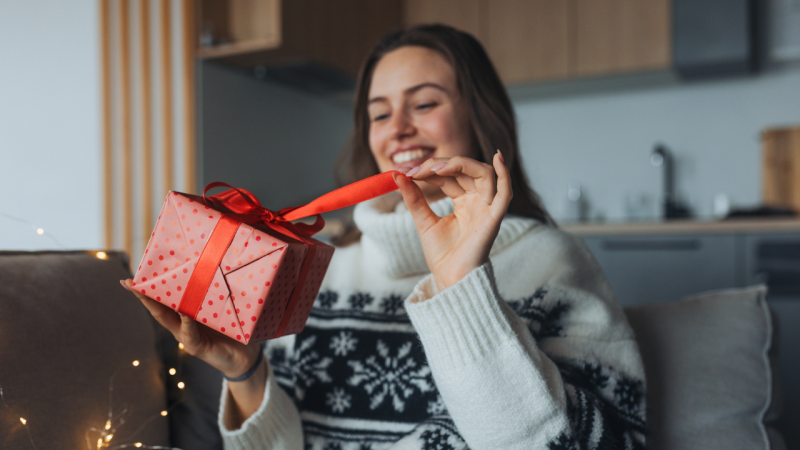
[
  {"xmin": 743, "ymin": 233, "xmax": 800, "ymax": 450},
  {"xmin": 582, "ymin": 234, "xmax": 738, "ymax": 306}
]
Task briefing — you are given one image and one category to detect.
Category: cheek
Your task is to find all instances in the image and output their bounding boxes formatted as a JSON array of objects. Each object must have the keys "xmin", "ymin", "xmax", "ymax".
[{"xmin": 424, "ymin": 112, "xmax": 472, "ymax": 157}]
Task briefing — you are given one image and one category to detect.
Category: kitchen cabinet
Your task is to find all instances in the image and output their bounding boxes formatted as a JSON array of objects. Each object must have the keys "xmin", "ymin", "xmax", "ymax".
[
  {"xmin": 485, "ymin": 0, "xmax": 571, "ymax": 83},
  {"xmin": 403, "ymin": 0, "xmax": 485, "ymax": 45},
  {"xmin": 744, "ymin": 233, "xmax": 800, "ymax": 449},
  {"xmin": 581, "ymin": 234, "xmax": 737, "ymax": 306},
  {"xmin": 573, "ymin": 0, "xmax": 671, "ymax": 77},
  {"xmin": 405, "ymin": 0, "xmax": 671, "ymax": 85},
  {"xmin": 197, "ymin": 0, "xmax": 403, "ymax": 77}
]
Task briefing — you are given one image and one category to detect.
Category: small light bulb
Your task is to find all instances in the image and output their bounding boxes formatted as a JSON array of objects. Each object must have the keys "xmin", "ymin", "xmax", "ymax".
[
  {"xmin": 96, "ymin": 251, "xmax": 108, "ymax": 260},
  {"xmin": 178, "ymin": 342, "xmax": 184, "ymax": 350},
  {"xmin": 135, "ymin": 444, "xmax": 142, "ymax": 448},
  {"xmin": 132, "ymin": 360, "xmax": 140, "ymax": 367},
  {"xmin": 177, "ymin": 382, "xmax": 185, "ymax": 389},
  {"xmin": 105, "ymin": 434, "xmax": 113, "ymax": 442},
  {"xmin": 105, "ymin": 420, "xmax": 111, "ymax": 430},
  {"xmin": 160, "ymin": 410, "xmax": 168, "ymax": 416},
  {"xmin": 97, "ymin": 437, "xmax": 103, "ymax": 448},
  {"xmin": 36, "ymin": 228, "xmax": 44, "ymax": 235},
  {"xmin": 169, "ymin": 368, "xmax": 176, "ymax": 375},
  {"xmin": 20, "ymin": 417, "xmax": 27, "ymax": 425}
]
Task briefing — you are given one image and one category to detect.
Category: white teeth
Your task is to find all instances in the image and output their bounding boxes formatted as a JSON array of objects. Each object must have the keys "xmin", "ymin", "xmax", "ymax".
[{"xmin": 392, "ymin": 149, "xmax": 428, "ymax": 164}]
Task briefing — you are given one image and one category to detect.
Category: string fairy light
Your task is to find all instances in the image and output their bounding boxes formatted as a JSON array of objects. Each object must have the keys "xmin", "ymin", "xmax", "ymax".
[
  {"xmin": 1, "ymin": 384, "xmax": 40, "ymax": 450},
  {"xmin": 84, "ymin": 361, "xmax": 187, "ymax": 449},
  {"xmin": 3, "ymin": 359, "xmax": 186, "ymax": 450},
  {"xmin": 3, "ymin": 335, "xmax": 193, "ymax": 450},
  {"xmin": 0, "ymin": 210, "xmax": 66, "ymax": 248},
  {"xmin": 96, "ymin": 251, "xmax": 109, "ymax": 260}
]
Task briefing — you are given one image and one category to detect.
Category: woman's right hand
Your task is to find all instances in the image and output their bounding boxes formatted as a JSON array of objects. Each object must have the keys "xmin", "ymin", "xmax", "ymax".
[{"xmin": 120, "ymin": 278, "xmax": 262, "ymax": 380}]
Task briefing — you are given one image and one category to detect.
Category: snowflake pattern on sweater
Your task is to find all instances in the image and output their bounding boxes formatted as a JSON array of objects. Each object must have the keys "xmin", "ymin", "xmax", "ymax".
[
  {"xmin": 260, "ymin": 283, "xmax": 645, "ymax": 450},
  {"xmin": 266, "ymin": 293, "xmax": 468, "ymax": 450}
]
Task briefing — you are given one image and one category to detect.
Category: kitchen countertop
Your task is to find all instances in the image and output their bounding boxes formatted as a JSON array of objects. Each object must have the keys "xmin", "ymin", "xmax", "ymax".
[{"xmin": 562, "ymin": 217, "xmax": 800, "ymax": 236}]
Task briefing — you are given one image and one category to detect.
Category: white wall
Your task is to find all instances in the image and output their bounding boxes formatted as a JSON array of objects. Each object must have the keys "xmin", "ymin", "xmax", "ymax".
[
  {"xmin": 515, "ymin": 65, "xmax": 800, "ymax": 223},
  {"xmin": 0, "ymin": 0, "xmax": 102, "ymax": 250}
]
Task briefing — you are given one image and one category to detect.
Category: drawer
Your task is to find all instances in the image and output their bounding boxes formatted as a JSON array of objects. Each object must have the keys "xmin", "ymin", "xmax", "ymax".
[{"xmin": 581, "ymin": 235, "xmax": 738, "ymax": 306}]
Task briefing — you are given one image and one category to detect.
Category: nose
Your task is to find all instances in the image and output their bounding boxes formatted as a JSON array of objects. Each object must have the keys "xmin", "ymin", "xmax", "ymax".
[{"xmin": 388, "ymin": 108, "xmax": 415, "ymax": 140}]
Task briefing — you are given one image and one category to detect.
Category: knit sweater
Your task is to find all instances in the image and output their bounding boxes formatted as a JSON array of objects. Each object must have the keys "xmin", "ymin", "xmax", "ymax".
[{"xmin": 218, "ymin": 193, "xmax": 647, "ymax": 450}]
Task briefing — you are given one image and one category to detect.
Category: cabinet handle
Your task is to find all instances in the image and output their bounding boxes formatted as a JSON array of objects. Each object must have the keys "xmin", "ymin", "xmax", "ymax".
[{"xmin": 601, "ymin": 240, "xmax": 702, "ymax": 251}]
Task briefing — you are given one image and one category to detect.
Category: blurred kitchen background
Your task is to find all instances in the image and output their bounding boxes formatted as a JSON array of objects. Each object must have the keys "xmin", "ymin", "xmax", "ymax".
[{"xmin": 2, "ymin": 0, "xmax": 800, "ymax": 445}]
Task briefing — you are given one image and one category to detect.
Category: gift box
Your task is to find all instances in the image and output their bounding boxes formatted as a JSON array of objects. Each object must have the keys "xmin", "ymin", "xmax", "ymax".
[{"xmin": 132, "ymin": 173, "xmax": 399, "ymax": 343}]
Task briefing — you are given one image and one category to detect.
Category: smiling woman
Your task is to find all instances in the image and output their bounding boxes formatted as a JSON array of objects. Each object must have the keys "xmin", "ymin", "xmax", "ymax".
[
  {"xmin": 334, "ymin": 25, "xmax": 554, "ymax": 247},
  {"xmin": 125, "ymin": 24, "xmax": 647, "ymax": 450}
]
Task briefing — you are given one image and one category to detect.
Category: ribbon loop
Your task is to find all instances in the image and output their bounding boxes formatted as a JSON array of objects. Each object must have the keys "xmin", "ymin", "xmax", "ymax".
[{"xmin": 199, "ymin": 170, "xmax": 401, "ymax": 238}]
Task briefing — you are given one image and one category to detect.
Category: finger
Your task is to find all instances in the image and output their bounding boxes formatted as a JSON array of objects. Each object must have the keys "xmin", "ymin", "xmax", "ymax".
[
  {"xmin": 491, "ymin": 150, "xmax": 513, "ymax": 218},
  {"xmin": 122, "ymin": 279, "xmax": 182, "ymax": 337},
  {"xmin": 179, "ymin": 313, "xmax": 204, "ymax": 353},
  {"xmin": 416, "ymin": 173, "xmax": 467, "ymax": 198},
  {"xmin": 392, "ymin": 172, "xmax": 440, "ymax": 234},
  {"xmin": 408, "ymin": 157, "xmax": 477, "ymax": 194},
  {"xmin": 432, "ymin": 156, "xmax": 496, "ymax": 204}
]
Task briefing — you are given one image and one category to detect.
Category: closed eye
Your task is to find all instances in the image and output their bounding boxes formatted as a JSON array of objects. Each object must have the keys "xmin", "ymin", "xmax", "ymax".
[{"xmin": 416, "ymin": 102, "xmax": 437, "ymax": 110}]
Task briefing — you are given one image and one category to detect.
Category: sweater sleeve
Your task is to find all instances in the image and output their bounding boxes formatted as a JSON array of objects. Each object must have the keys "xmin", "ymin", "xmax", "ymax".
[
  {"xmin": 405, "ymin": 257, "xmax": 646, "ymax": 449},
  {"xmin": 218, "ymin": 359, "xmax": 304, "ymax": 450}
]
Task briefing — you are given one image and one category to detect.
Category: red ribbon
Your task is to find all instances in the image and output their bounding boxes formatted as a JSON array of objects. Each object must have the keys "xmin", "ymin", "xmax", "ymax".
[{"xmin": 177, "ymin": 171, "xmax": 401, "ymax": 339}]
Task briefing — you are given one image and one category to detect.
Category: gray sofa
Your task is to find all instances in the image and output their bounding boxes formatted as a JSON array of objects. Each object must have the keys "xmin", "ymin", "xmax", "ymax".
[{"xmin": 0, "ymin": 251, "xmax": 785, "ymax": 449}]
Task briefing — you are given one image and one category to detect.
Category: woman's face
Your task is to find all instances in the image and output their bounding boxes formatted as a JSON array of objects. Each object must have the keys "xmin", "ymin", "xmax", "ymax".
[{"xmin": 367, "ymin": 46, "xmax": 475, "ymax": 199}]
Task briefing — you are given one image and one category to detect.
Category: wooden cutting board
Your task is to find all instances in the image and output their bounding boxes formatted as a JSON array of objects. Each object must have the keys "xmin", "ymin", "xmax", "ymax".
[{"xmin": 762, "ymin": 126, "xmax": 800, "ymax": 211}]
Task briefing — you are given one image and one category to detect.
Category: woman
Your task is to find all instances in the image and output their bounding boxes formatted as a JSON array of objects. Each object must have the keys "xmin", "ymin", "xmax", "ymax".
[{"xmin": 124, "ymin": 25, "xmax": 645, "ymax": 450}]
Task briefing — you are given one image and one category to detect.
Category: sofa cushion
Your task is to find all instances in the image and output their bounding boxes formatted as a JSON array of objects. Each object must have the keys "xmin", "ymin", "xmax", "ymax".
[
  {"xmin": 624, "ymin": 285, "xmax": 784, "ymax": 450},
  {"xmin": 0, "ymin": 251, "xmax": 170, "ymax": 449}
]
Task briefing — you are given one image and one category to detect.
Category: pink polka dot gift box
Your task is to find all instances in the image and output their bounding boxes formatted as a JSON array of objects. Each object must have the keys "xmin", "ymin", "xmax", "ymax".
[{"xmin": 133, "ymin": 174, "xmax": 400, "ymax": 343}]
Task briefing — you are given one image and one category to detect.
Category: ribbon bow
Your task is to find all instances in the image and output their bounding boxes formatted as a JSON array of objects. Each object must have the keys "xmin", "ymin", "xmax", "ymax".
[
  {"xmin": 201, "ymin": 170, "xmax": 403, "ymax": 237},
  {"xmin": 202, "ymin": 181, "xmax": 325, "ymax": 238}
]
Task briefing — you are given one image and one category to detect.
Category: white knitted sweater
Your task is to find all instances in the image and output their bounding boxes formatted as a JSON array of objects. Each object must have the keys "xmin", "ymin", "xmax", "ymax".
[{"xmin": 218, "ymin": 194, "xmax": 646, "ymax": 450}]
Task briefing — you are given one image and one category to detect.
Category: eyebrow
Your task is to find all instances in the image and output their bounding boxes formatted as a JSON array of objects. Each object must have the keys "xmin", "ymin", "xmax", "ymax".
[{"xmin": 368, "ymin": 82, "xmax": 449, "ymax": 105}]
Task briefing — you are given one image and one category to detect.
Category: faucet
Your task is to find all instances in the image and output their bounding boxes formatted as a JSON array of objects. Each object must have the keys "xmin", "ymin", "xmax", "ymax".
[{"xmin": 651, "ymin": 144, "xmax": 691, "ymax": 220}]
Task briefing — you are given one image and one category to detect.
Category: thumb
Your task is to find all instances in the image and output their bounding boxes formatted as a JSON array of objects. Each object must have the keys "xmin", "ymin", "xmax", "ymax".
[{"xmin": 393, "ymin": 172, "xmax": 439, "ymax": 234}]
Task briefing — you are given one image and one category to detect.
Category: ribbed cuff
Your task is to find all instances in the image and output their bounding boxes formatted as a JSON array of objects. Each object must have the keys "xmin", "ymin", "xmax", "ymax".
[
  {"xmin": 405, "ymin": 262, "xmax": 518, "ymax": 370},
  {"xmin": 218, "ymin": 362, "xmax": 303, "ymax": 450}
]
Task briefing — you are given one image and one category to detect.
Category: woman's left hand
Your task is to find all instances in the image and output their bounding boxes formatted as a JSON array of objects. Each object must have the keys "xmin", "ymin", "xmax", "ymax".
[{"xmin": 392, "ymin": 151, "xmax": 512, "ymax": 292}]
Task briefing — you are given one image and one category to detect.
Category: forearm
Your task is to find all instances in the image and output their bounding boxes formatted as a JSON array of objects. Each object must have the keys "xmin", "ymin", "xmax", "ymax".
[
  {"xmin": 223, "ymin": 357, "xmax": 268, "ymax": 430},
  {"xmin": 219, "ymin": 358, "xmax": 304, "ymax": 450},
  {"xmin": 405, "ymin": 262, "xmax": 646, "ymax": 449}
]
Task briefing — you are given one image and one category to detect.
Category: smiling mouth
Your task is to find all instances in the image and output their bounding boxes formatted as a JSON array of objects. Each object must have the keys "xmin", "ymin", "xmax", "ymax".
[{"xmin": 391, "ymin": 148, "xmax": 434, "ymax": 167}]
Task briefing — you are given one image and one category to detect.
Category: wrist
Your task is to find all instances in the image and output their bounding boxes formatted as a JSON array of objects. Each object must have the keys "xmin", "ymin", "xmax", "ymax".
[{"xmin": 224, "ymin": 345, "xmax": 264, "ymax": 382}]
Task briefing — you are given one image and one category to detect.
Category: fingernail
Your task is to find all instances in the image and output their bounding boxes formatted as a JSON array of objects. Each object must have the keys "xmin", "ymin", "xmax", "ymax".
[
  {"xmin": 406, "ymin": 166, "xmax": 420, "ymax": 177},
  {"xmin": 120, "ymin": 280, "xmax": 130, "ymax": 291},
  {"xmin": 431, "ymin": 162, "xmax": 446, "ymax": 172},
  {"xmin": 496, "ymin": 149, "xmax": 505, "ymax": 164},
  {"xmin": 397, "ymin": 166, "xmax": 411, "ymax": 174}
]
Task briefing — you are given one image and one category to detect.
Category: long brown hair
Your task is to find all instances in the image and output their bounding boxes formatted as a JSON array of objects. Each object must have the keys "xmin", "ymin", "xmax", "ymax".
[{"xmin": 333, "ymin": 24, "xmax": 555, "ymax": 246}]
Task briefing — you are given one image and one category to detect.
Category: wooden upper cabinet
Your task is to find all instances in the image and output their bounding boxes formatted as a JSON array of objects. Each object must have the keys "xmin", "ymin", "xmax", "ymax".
[
  {"xmin": 404, "ymin": 0, "xmax": 486, "ymax": 44},
  {"xmin": 574, "ymin": 0, "xmax": 672, "ymax": 77},
  {"xmin": 486, "ymin": 0, "xmax": 570, "ymax": 84},
  {"xmin": 198, "ymin": 0, "xmax": 673, "ymax": 85},
  {"xmin": 197, "ymin": 0, "xmax": 281, "ymax": 59},
  {"xmin": 197, "ymin": 0, "xmax": 402, "ymax": 77}
]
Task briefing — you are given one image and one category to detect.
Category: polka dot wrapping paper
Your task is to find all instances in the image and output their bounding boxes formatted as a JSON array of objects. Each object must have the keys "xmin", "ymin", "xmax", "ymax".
[{"xmin": 132, "ymin": 191, "xmax": 335, "ymax": 343}]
